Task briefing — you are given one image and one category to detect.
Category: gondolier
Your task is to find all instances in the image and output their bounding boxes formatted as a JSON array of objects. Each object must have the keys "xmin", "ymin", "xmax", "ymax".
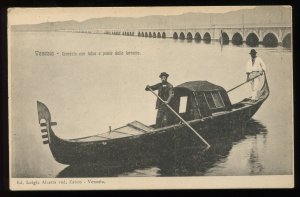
[
  {"xmin": 145, "ymin": 72, "xmax": 174, "ymax": 128},
  {"xmin": 246, "ymin": 49, "xmax": 267, "ymax": 102}
]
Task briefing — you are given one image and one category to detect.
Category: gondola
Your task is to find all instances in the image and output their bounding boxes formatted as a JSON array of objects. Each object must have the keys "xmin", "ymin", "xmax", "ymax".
[{"xmin": 37, "ymin": 73, "xmax": 269, "ymax": 165}]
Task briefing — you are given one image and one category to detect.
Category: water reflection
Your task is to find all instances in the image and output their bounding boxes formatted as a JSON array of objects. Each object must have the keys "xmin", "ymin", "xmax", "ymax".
[
  {"xmin": 171, "ymin": 38, "xmax": 292, "ymax": 51},
  {"xmin": 247, "ymin": 123, "xmax": 268, "ymax": 175},
  {"xmin": 249, "ymin": 139, "xmax": 264, "ymax": 175},
  {"xmin": 57, "ymin": 119, "xmax": 267, "ymax": 177}
]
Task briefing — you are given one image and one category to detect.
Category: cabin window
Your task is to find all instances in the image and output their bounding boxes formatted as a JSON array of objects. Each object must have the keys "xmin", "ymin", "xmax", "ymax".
[
  {"xmin": 211, "ymin": 92, "xmax": 225, "ymax": 108},
  {"xmin": 179, "ymin": 96, "xmax": 188, "ymax": 113},
  {"xmin": 204, "ymin": 91, "xmax": 225, "ymax": 109}
]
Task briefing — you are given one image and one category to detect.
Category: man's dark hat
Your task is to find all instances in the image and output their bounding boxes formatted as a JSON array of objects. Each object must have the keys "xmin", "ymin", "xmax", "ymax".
[
  {"xmin": 249, "ymin": 49, "xmax": 257, "ymax": 55},
  {"xmin": 159, "ymin": 72, "xmax": 169, "ymax": 78}
]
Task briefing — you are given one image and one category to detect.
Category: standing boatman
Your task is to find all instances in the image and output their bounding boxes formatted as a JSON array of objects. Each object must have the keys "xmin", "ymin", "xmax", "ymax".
[
  {"xmin": 246, "ymin": 49, "xmax": 267, "ymax": 102},
  {"xmin": 145, "ymin": 72, "xmax": 174, "ymax": 128}
]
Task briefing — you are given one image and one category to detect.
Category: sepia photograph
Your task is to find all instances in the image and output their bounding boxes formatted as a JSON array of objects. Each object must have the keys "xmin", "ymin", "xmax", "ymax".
[{"xmin": 8, "ymin": 6, "xmax": 293, "ymax": 190}]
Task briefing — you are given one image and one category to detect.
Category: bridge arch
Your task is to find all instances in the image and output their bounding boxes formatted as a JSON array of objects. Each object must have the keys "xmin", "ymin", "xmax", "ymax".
[
  {"xmin": 246, "ymin": 32, "xmax": 259, "ymax": 47},
  {"xmin": 262, "ymin": 31, "xmax": 279, "ymax": 42},
  {"xmin": 141, "ymin": 32, "xmax": 144, "ymax": 37},
  {"xmin": 232, "ymin": 32, "xmax": 243, "ymax": 45},
  {"xmin": 282, "ymin": 33, "xmax": 291, "ymax": 48},
  {"xmin": 194, "ymin": 32, "xmax": 201, "ymax": 42},
  {"xmin": 157, "ymin": 32, "xmax": 161, "ymax": 38},
  {"xmin": 145, "ymin": 32, "xmax": 148, "ymax": 37},
  {"xmin": 162, "ymin": 32, "xmax": 166, "ymax": 38},
  {"xmin": 153, "ymin": 32, "xmax": 156, "ymax": 38},
  {"xmin": 138, "ymin": 32, "xmax": 141, "ymax": 37},
  {"xmin": 179, "ymin": 32, "xmax": 185, "ymax": 40},
  {"xmin": 203, "ymin": 32, "xmax": 211, "ymax": 43},
  {"xmin": 149, "ymin": 32, "xmax": 152, "ymax": 37},
  {"xmin": 173, "ymin": 32, "xmax": 178, "ymax": 39},
  {"xmin": 262, "ymin": 32, "xmax": 279, "ymax": 47},
  {"xmin": 187, "ymin": 32, "xmax": 193, "ymax": 41},
  {"xmin": 221, "ymin": 32, "xmax": 229, "ymax": 45}
]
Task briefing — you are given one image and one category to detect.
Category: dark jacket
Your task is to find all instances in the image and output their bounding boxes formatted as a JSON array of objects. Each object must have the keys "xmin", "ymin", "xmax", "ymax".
[{"xmin": 146, "ymin": 82, "xmax": 174, "ymax": 109}]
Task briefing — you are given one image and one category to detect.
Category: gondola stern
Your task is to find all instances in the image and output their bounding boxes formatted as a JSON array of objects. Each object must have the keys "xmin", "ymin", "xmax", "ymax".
[{"xmin": 260, "ymin": 72, "xmax": 270, "ymax": 101}]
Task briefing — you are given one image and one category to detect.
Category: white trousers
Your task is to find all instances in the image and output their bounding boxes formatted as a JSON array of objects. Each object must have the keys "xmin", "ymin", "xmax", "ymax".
[{"xmin": 249, "ymin": 72, "xmax": 262, "ymax": 100}]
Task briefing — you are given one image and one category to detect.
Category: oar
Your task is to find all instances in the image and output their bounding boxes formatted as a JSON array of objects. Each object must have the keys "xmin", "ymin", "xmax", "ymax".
[
  {"xmin": 148, "ymin": 87, "xmax": 211, "ymax": 150},
  {"xmin": 227, "ymin": 72, "xmax": 264, "ymax": 93}
]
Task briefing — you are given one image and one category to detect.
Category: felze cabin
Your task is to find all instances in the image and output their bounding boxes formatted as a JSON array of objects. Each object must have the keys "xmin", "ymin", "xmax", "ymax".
[{"xmin": 171, "ymin": 81, "xmax": 232, "ymax": 122}]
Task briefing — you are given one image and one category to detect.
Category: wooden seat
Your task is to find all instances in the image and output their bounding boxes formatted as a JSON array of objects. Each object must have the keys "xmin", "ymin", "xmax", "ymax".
[
  {"xmin": 69, "ymin": 121, "xmax": 154, "ymax": 142},
  {"xmin": 127, "ymin": 121, "xmax": 154, "ymax": 132}
]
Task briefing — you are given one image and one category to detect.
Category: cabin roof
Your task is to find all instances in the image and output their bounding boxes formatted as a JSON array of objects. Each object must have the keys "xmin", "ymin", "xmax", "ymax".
[{"xmin": 175, "ymin": 80, "xmax": 225, "ymax": 92}]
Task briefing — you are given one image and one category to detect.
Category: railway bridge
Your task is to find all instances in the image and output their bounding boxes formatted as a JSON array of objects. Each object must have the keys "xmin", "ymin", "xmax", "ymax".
[
  {"xmin": 108, "ymin": 25, "xmax": 291, "ymax": 48},
  {"xmin": 65, "ymin": 24, "xmax": 291, "ymax": 48}
]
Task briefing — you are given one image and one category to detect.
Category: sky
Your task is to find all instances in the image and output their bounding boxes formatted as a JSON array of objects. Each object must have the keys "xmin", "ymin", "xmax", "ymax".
[{"xmin": 8, "ymin": 6, "xmax": 257, "ymax": 25}]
